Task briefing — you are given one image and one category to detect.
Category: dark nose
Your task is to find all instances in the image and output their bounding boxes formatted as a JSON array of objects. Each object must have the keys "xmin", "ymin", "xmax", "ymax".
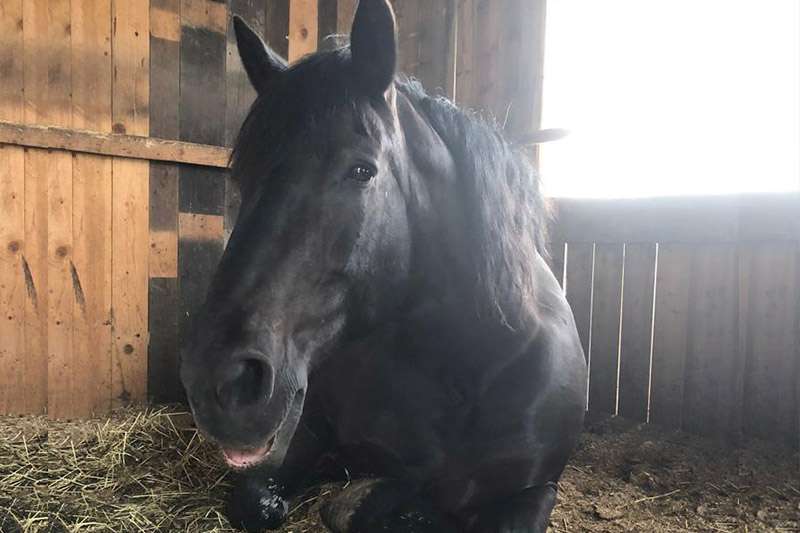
[{"xmin": 215, "ymin": 355, "xmax": 275, "ymax": 412}]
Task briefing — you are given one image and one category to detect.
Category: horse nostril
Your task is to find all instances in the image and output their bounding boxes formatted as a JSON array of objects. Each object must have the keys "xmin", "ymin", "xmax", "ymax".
[{"xmin": 216, "ymin": 357, "xmax": 274, "ymax": 411}]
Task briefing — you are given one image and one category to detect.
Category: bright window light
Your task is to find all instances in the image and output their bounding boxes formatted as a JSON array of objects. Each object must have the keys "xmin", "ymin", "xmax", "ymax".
[{"xmin": 540, "ymin": 0, "xmax": 800, "ymax": 198}]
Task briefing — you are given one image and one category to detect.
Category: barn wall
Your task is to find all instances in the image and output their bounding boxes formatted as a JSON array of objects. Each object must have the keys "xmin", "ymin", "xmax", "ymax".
[
  {"xmin": 548, "ymin": 194, "xmax": 800, "ymax": 449},
  {"xmin": 0, "ymin": 0, "xmax": 547, "ymax": 418}
]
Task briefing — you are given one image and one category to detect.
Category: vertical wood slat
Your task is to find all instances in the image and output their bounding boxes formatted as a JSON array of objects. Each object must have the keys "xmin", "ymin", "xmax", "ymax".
[
  {"xmin": 649, "ymin": 243, "xmax": 692, "ymax": 429},
  {"xmin": 23, "ymin": 0, "xmax": 74, "ymax": 418},
  {"xmin": 71, "ymin": 0, "xmax": 113, "ymax": 417},
  {"xmin": 288, "ymin": 0, "xmax": 318, "ymax": 62},
  {"xmin": 742, "ymin": 243, "xmax": 799, "ymax": 445},
  {"xmin": 588, "ymin": 243, "xmax": 624, "ymax": 416},
  {"xmin": 617, "ymin": 243, "xmax": 657, "ymax": 422},
  {"xmin": 565, "ymin": 243, "xmax": 593, "ymax": 364},
  {"xmin": 0, "ymin": 0, "xmax": 26, "ymax": 415},
  {"xmin": 336, "ymin": 0, "xmax": 357, "ymax": 33},
  {"xmin": 112, "ymin": 0, "xmax": 150, "ymax": 409},
  {"xmin": 683, "ymin": 244, "xmax": 741, "ymax": 438},
  {"xmin": 178, "ymin": 0, "xmax": 228, "ymax": 366},
  {"xmin": 148, "ymin": 0, "xmax": 181, "ymax": 404},
  {"xmin": 393, "ymin": 0, "xmax": 455, "ymax": 97},
  {"xmin": 266, "ymin": 0, "xmax": 290, "ymax": 59}
]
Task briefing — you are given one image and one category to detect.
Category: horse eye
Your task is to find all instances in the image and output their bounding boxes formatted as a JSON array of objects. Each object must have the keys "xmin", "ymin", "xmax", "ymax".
[{"xmin": 348, "ymin": 164, "xmax": 376, "ymax": 183}]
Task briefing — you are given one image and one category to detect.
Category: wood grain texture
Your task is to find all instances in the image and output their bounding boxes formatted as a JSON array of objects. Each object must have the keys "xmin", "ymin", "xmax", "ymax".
[
  {"xmin": 112, "ymin": 0, "xmax": 150, "ymax": 409},
  {"xmin": 683, "ymin": 244, "xmax": 740, "ymax": 438},
  {"xmin": 649, "ymin": 244, "xmax": 691, "ymax": 429},
  {"xmin": 742, "ymin": 243, "xmax": 798, "ymax": 445},
  {"xmin": 588, "ymin": 243, "xmax": 624, "ymax": 416},
  {"xmin": 0, "ymin": 0, "xmax": 26, "ymax": 415},
  {"xmin": 0, "ymin": 121, "xmax": 231, "ymax": 168},
  {"xmin": 288, "ymin": 0, "xmax": 318, "ymax": 62},
  {"xmin": 71, "ymin": 0, "xmax": 113, "ymax": 417},
  {"xmin": 617, "ymin": 243, "xmax": 657, "ymax": 422}
]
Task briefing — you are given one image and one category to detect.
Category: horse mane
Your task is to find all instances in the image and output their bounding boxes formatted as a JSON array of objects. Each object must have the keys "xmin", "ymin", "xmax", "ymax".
[{"xmin": 398, "ymin": 80, "xmax": 550, "ymax": 327}]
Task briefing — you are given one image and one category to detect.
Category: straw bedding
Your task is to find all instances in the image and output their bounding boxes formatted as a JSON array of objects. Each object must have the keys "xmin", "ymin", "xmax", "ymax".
[{"xmin": 1, "ymin": 408, "xmax": 798, "ymax": 532}]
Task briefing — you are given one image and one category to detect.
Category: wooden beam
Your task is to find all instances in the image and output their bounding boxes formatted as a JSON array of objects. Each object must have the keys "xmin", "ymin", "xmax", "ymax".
[{"xmin": 0, "ymin": 120, "xmax": 231, "ymax": 168}]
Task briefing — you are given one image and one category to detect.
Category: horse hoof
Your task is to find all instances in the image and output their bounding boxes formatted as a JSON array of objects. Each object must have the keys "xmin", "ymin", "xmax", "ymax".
[{"xmin": 225, "ymin": 477, "xmax": 288, "ymax": 532}]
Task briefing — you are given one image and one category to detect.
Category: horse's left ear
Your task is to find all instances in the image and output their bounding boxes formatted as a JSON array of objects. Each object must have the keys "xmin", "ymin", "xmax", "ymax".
[
  {"xmin": 350, "ymin": 0, "xmax": 397, "ymax": 96},
  {"xmin": 234, "ymin": 15, "xmax": 287, "ymax": 94}
]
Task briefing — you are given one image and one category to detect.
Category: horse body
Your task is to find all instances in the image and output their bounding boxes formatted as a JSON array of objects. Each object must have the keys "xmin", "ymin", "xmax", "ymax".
[{"xmin": 180, "ymin": 2, "xmax": 586, "ymax": 531}]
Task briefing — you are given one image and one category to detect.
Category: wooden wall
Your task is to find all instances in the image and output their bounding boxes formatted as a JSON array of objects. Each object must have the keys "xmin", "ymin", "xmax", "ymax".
[
  {"xmin": 549, "ymin": 194, "xmax": 800, "ymax": 448},
  {"xmin": 0, "ymin": 0, "xmax": 547, "ymax": 418}
]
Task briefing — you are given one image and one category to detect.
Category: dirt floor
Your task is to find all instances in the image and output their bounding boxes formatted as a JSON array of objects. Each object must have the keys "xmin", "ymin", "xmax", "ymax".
[{"xmin": 0, "ymin": 408, "xmax": 798, "ymax": 532}]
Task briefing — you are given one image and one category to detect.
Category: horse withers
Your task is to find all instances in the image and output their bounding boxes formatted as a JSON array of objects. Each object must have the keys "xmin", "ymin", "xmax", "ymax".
[{"xmin": 180, "ymin": 1, "xmax": 587, "ymax": 531}]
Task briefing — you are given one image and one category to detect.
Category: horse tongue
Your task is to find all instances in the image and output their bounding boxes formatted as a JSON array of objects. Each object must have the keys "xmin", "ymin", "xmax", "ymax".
[{"xmin": 222, "ymin": 442, "xmax": 272, "ymax": 469}]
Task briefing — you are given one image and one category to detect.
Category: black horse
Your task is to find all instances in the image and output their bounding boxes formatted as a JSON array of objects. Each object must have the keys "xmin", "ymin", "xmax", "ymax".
[{"xmin": 180, "ymin": 1, "xmax": 587, "ymax": 531}]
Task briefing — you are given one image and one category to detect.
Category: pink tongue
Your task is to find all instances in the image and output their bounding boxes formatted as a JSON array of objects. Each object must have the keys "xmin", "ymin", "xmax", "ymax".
[{"xmin": 222, "ymin": 444, "xmax": 271, "ymax": 468}]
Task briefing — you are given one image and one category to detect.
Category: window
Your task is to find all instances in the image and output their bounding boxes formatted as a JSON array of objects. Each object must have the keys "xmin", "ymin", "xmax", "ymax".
[{"xmin": 540, "ymin": 0, "xmax": 800, "ymax": 198}]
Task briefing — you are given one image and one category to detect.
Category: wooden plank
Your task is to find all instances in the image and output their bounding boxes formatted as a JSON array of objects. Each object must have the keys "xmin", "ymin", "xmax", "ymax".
[
  {"xmin": 266, "ymin": 0, "xmax": 290, "ymax": 60},
  {"xmin": 148, "ymin": 277, "xmax": 181, "ymax": 403},
  {"xmin": 588, "ymin": 243, "xmax": 624, "ymax": 417},
  {"xmin": 336, "ymin": 0, "xmax": 357, "ymax": 33},
  {"xmin": 22, "ymin": 150, "xmax": 49, "ymax": 414},
  {"xmin": 112, "ymin": 0, "xmax": 150, "ymax": 409},
  {"xmin": 617, "ymin": 243, "xmax": 657, "ymax": 422},
  {"xmin": 496, "ymin": 0, "xmax": 546, "ymax": 141},
  {"xmin": 649, "ymin": 244, "xmax": 692, "ymax": 429},
  {"xmin": 565, "ymin": 242, "xmax": 593, "ymax": 364},
  {"xmin": 454, "ymin": 0, "xmax": 476, "ymax": 107},
  {"xmin": 71, "ymin": 0, "xmax": 113, "ymax": 418},
  {"xmin": 394, "ymin": 0, "xmax": 454, "ymax": 95},
  {"xmin": 0, "ymin": 0, "xmax": 25, "ymax": 415},
  {"xmin": 288, "ymin": 0, "xmax": 318, "ymax": 62},
  {"xmin": 683, "ymin": 244, "xmax": 740, "ymax": 438},
  {"xmin": 179, "ymin": 0, "xmax": 228, "ymax": 369},
  {"xmin": 148, "ymin": 1, "xmax": 181, "ymax": 405},
  {"xmin": 0, "ymin": 121, "xmax": 231, "ymax": 168},
  {"xmin": 742, "ymin": 243, "xmax": 799, "ymax": 445},
  {"xmin": 552, "ymin": 194, "xmax": 800, "ymax": 245},
  {"xmin": 22, "ymin": 0, "xmax": 74, "ymax": 419}
]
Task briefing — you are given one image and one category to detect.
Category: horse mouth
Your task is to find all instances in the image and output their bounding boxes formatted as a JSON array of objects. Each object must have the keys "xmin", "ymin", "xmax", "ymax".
[
  {"xmin": 221, "ymin": 435, "xmax": 276, "ymax": 469},
  {"xmin": 217, "ymin": 388, "xmax": 306, "ymax": 471}
]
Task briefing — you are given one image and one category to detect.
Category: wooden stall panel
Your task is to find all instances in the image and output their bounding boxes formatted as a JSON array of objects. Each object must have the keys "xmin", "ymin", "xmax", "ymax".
[
  {"xmin": 112, "ymin": 0, "xmax": 150, "ymax": 409},
  {"xmin": 0, "ymin": 0, "xmax": 26, "ymax": 415},
  {"xmin": 71, "ymin": 0, "xmax": 113, "ymax": 418},
  {"xmin": 618, "ymin": 243, "xmax": 657, "ymax": 422},
  {"xmin": 742, "ymin": 243, "xmax": 799, "ymax": 445},
  {"xmin": 288, "ymin": 0, "xmax": 318, "ymax": 63},
  {"xmin": 148, "ymin": 0, "xmax": 181, "ymax": 404},
  {"xmin": 23, "ymin": 0, "xmax": 74, "ymax": 418},
  {"xmin": 178, "ymin": 0, "xmax": 228, "ymax": 369},
  {"xmin": 394, "ymin": 0, "xmax": 455, "ymax": 97},
  {"xmin": 649, "ymin": 244, "xmax": 691, "ymax": 429},
  {"xmin": 565, "ymin": 243, "xmax": 593, "ymax": 364},
  {"xmin": 588, "ymin": 243, "xmax": 624, "ymax": 417},
  {"xmin": 683, "ymin": 244, "xmax": 741, "ymax": 438}
]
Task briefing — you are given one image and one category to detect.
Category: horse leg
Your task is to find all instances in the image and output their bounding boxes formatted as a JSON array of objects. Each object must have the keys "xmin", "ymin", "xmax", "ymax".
[
  {"xmin": 465, "ymin": 482, "xmax": 558, "ymax": 533},
  {"xmin": 226, "ymin": 419, "xmax": 332, "ymax": 532},
  {"xmin": 321, "ymin": 478, "xmax": 458, "ymax": 533}
]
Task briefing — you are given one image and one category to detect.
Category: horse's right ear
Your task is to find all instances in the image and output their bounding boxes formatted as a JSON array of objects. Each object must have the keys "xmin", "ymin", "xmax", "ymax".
[{"xmin": 233, "ymin": 15, "xmax": 287, "ymax": 94}]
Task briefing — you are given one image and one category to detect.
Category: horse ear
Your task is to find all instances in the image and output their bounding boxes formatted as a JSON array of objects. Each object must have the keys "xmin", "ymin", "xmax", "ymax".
[
  {"xmin": 350, "ymin": 0, "xmax": 397, "ymax": 96},
  {"xmin": 233, "ymin": 15, "xmax": 287, "ymax": 94}
]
